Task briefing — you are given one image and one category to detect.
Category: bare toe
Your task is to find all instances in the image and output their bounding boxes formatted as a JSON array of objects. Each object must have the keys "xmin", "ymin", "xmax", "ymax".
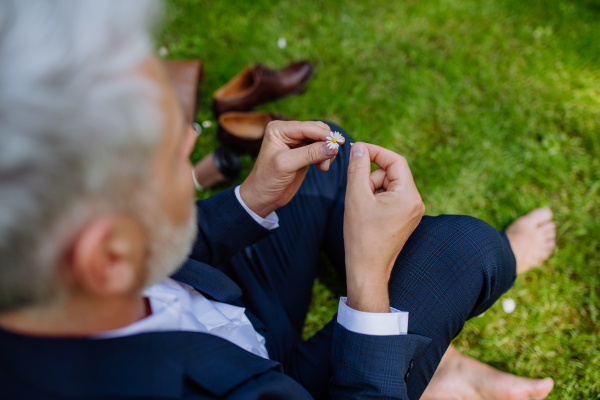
[
  {"xmin": 528, "ymin": 208, "xmax": 553, "ymax": 225},
  {"xmin": 506, "ymin": 208, "xmax": 556, "ymax": 274},
  {"xmin": 542, "ymin": 221, "xmax": 555, "ymax": 232},
  {"xmin": 543, "ymin": 230, "xmax": 556, "ymax": 241},
  {"xmin": 506, "ymin": 377, "xmax": 554, "ymax": 400}
]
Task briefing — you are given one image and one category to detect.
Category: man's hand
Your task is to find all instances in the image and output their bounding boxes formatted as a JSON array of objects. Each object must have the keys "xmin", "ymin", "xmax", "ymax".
[
  {"xmin": 343, "ymin": 143, "xmax": 425, "ymax": 313},
  {"xmin": 239, "ymin": 120, "xmax": 338, "ymax": 218}
]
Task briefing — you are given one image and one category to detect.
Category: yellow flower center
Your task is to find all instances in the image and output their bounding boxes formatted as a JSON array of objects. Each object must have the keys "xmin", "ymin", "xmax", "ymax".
[{"xmin": 331, "ymin": 138, "xmax": 337, "ymax": 143}]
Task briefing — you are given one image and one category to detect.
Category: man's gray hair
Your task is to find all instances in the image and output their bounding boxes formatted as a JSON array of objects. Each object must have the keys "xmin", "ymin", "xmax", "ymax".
[{"xmin": 0, "ymin": 0, "xmax": 163, "ymax": 311}]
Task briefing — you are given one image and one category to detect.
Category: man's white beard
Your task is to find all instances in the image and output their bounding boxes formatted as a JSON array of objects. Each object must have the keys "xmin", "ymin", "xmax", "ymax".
[{"xmin": 141, "ymin": 204, "xmax": 198, "ymax": 289}]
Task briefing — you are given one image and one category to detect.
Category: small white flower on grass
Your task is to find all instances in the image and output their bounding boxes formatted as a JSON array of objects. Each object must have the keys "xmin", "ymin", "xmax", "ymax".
[
  {"xmin": 326, "ymin": 131, "xmax": 345, "ymax": 150},
  {"xmin": 158, "ymin": 46, "xmax": 168, "ymax": 57},
  {"xmin": 201, "ymin": 120, "xmax": 212, "ymax": 128},
  {"xmin": 277, "ymin": 37, "xmax": 287, "ymax": 49},
  {"xmin": 193, "ymin": 122, "xmax": 202, "ymax": 136},
  {"xmin": 502, "ymin": 298, "xmax": 516, "ymax": 313}
]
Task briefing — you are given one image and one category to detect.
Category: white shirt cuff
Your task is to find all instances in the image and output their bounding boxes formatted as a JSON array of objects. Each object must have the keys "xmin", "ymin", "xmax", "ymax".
[
  {"xmin": 337, "ymin": 297, "xmax": 408, "ymax": 336},
  {"xmin": 234, "ymin": 185, "xmax": 279, "ymax": 230}
]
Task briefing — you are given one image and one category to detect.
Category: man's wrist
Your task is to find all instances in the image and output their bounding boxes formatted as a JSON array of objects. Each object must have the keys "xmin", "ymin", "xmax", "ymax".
[
  {"xmin": 234, "ymin": 186, "xmax": 280, "ymax": 230},
  {"xmin": 345, "ymin": 280, "xmax": 390, "ymax": 313},
  {"xmin": 239, "ymin": 181, "xmax": 277, "ymax": 218}
]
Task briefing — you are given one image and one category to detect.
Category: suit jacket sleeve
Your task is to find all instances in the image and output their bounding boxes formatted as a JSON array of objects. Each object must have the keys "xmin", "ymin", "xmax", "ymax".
[
  {"xmin": 329, "ymin": 322, "xmax": 432, "ymax": 399},
  {"xmin": 187, "ymin": 187, "xmax": 275, "ymax": 267}
]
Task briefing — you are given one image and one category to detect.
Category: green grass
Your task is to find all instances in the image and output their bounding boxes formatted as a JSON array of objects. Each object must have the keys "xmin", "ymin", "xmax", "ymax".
[{"xmin": 159, "ymin": 0, "xmax": 600, "ymax": 398}]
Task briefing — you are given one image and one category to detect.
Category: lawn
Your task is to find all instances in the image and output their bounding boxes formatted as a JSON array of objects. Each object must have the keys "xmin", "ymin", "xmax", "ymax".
[{"xmin": 158, "ymin": 0, "xmax": 600, "ymax": 398}]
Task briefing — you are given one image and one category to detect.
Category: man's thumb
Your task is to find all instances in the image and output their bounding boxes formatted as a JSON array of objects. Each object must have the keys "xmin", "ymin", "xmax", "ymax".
[
  {"xmin": 285, "ymin": 141, "xmax": 337, "ymax": 171},
  {"xmin": 346, "ymin": 143, "xmax": 372, "ymax": 195}
]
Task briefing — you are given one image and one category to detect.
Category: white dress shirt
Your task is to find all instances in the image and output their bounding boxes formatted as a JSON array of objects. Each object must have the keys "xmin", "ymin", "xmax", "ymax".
[
  {"xmin": 95, "ymin": 186, "xmax": 409, "ymax": 358},
  {"xmin": 95, "ymin": 277, "xmax": 269, "ymax": 359}
]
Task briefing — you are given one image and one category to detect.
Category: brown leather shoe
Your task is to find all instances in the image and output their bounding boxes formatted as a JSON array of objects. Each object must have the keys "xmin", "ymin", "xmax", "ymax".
[
  {"xmin": 212, "ymin": 61, "xmax": 314, "ymax": 117},
  {"xmin": 217, "ymin": 111, "xmax": 290, "ymax": 154}
]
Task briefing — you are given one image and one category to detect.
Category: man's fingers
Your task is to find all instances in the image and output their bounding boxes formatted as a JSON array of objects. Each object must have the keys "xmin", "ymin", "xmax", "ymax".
[
  {"xmin": 316, "ymin": 159, "xmax": 330, "ymax": 171},
  {"xmin": 346, "ymin": 143, "xmax": 374, "ymax": 197},
  {"xmin": 280, "ymin": 141, "xmax": 338, "ymax": 172},
  {"xmin": 268, "ymin": 120, "xmax": 332, "ymax": 144},
  {"xmin": 361, "ymin": 143, "xmax": 404, "ymax": 172},
  {"xmin": 361, "ymin": 143, "xmax": 416, "ymax": 193},
  {"xmin": 317, "ymin": 154, "xmax": 337, "ymax": 172},
  {"xmin": 369, "ymin": 168, "xmax": 387, "ymax": 192}
]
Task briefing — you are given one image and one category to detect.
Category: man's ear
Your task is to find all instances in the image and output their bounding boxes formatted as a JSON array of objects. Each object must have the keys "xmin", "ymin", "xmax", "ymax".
[{"xmin": 69, "ymin": 215, "xmax": 147, "ymax": 297}]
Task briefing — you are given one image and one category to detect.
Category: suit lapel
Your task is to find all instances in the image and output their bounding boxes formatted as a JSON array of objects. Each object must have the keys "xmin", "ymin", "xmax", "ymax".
[
  {"xmin": 180, "ymin": 332, "xmax": 283, "ymax": 396},
  {"xmin": 171, "ymin": 257, "xmax": 242, "ymax": 302}
]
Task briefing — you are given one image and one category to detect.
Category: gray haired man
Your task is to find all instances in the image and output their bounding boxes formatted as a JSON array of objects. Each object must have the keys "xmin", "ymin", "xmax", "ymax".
[{"xmin": 0, "ymin": 1, "xmax": 555, "ymax": 399}]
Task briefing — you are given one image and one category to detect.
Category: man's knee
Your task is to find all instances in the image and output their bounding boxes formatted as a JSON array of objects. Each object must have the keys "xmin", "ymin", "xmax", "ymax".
[
  {"xmin": 394, "ymin": 214, "xmax": 516, "ymax": 315},
  {"xmin": 415, "ymin": 214, "xmax": 506, "ymax": 259},
  {"xmin": 418, "ymin": 215, "xmax": 512, "ymax": 274}
]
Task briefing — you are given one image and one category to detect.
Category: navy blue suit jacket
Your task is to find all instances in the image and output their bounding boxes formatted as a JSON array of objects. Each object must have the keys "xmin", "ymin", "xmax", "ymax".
[{"xmin": 0, "ymin": 187, "xmax": 431, "ymax": 399}]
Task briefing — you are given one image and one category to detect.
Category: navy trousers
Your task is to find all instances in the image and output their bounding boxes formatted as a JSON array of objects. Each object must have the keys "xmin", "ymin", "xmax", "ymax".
[{"xmin": 218, "ymin": 122, "xmax": 517, "ymax": 400}]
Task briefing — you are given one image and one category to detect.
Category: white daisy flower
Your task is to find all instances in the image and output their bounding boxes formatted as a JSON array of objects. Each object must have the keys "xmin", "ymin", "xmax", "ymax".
[
  {"xmin": 502, "ymin": 298, "xmax": 516, "ymax": 313},
  {"xmin": 158, "ymin": 46, "xmax": 168, "ymax": 57},
  {"xmin": 326, "ymin": 131, "xmax": 345, "ymax": 150}
]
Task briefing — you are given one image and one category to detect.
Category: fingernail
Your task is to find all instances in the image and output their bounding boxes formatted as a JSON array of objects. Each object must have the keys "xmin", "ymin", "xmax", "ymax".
[
  {"xmin": 322, "ymin": 144, "xmax": 336, "ymax": 156},
  {"xmin": 352, "ymin": 143, "xmax": 364, "ymax": 158},
  {"xmin": 323, "ymin": 159, "xmax": 331, "ymax": 169}
]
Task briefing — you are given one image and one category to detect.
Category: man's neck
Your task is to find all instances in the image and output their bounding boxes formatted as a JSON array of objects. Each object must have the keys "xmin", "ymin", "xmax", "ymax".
[{"xmin": 0, "ymin": 295, "xmax": 150, "ymax": 337}]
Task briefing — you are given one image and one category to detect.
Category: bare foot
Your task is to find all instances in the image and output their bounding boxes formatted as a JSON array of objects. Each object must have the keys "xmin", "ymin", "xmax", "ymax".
[
  {"xmin": 422, "ymin": 345, "xmax": 554, "ymax": 400},
  {"xmin": 193, "ymin": 151, "xmax": 226, "ymax": 190},
  {"xmin": 421, "ymin": 210, "xmax": 556, "ymax": 400},
  {"xmin": 506, "ymin": 208, "xmax": 556, "ymax": 274}
]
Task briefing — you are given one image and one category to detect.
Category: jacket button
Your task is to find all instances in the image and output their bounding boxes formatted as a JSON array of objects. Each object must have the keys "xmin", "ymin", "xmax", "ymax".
[{"xmin": 404, "ymin": 359, "xmax": 415, "ymax": 381}]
